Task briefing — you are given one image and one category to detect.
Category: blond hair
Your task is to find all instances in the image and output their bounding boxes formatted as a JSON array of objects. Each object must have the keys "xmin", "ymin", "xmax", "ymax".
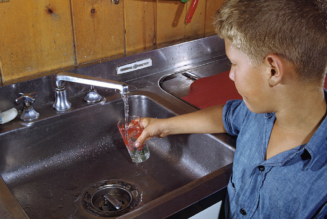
[{"xmin": 214, "ymin": 0, "xmax": 327, "ymax": 83}]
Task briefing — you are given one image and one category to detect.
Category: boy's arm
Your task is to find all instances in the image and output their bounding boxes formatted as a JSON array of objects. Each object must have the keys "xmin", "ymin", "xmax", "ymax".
[{"xmin": 135, "ymin": 105, "xmax": 226, "ymax": 147}]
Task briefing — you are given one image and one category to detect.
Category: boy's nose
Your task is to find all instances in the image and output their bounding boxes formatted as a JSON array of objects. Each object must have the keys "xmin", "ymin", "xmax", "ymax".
[{"xmin": 229, "ymin": 70, "xmax": 235, "ymax": 81}]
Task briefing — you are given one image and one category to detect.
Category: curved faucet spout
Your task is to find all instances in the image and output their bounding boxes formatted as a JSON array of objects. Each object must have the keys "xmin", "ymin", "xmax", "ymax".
[
  {"xmin": 55, "ymin": 72, "xmax": 128, "ymax": 94},
  {"xmin": 53, "ymin": 72, "xmax": 129, "ymax": 111}
]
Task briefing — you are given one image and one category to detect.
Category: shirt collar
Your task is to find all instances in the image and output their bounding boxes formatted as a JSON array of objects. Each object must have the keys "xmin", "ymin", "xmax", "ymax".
[
  {"xmin": 264, "ymin": 112, "xmax": 274, "ymax": 120},
  {"xmin": 263, "ymin": 89, "xmax": 327, "ymax": 171},
  {"xmin": 301, "ymin": 89, "xmax": 327, "ymax": 171},
  {"xmin": 303, "ymin": 119, "xmax": 327, "ymax": 171}
]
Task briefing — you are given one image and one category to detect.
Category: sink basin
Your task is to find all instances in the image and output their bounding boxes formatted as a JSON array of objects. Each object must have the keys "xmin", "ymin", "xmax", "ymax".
[{"xmin": 0, "ymin": 94, "xmax": 234, "ymax": 218}]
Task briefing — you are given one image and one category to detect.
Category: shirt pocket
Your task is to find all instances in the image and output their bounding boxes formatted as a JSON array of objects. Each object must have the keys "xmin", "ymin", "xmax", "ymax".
[{"xmin": 227, "ymin": 173, "xmax": 236, "ymax": 203}]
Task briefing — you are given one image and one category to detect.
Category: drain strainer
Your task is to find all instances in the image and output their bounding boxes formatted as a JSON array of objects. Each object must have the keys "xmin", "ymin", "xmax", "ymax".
[{"xmin": 82, "ymin": 179, "xmax": 141, "ymax": 217}]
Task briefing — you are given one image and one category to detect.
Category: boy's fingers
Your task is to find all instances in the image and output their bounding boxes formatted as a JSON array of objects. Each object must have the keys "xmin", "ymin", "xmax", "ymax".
[
  {"xmin": 135, "ymin": 118, "xmax": 149, "ymax": 147},
  {"xmin": 139, "ymin": 118, "xmax": 149, "ymax": 129},
  {"xmin": 135, "ymin": 130, "xmax": 149, "ymax": 148}
]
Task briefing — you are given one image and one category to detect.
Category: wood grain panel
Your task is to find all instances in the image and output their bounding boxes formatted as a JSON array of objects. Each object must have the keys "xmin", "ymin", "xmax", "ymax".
[
  {"xmin": 0, "ymin": 58, "xmax": 3, "ymax": 86},
  {"xmin": 185, "ymin": 0, "xmax": 205, "ymax": 41},
  {"xmin": 205, "ymin": 0, "xmax": 225, "ymax": 36},
  {"xmin": 157, "ymin": 0, "xmax": 187, "ymax": 47},
  {"xmin": 0, "ymin": 0, "xmax": 75, "ymax": 85},
  {"xmin": 0, "ymin": 0, "xmax": 226, "ymax": 85},
  {"xmin": 71, "ymin": 0, "xmax": 125, "ymax": 64},
  {"xmin": 125, "ymin": 0, "xmax": 156, "ymax": 55}
]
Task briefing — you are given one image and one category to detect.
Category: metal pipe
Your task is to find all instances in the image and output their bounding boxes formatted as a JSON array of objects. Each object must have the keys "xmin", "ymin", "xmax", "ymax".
[{"xmin": 55, "ymin": 72, "xmax": 128, "ymax": 94}]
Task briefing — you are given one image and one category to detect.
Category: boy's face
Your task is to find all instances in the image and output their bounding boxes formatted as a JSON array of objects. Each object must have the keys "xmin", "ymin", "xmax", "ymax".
[{"xmin": 225, "ymin": 40, "xmax": 273, "ymax": 113}]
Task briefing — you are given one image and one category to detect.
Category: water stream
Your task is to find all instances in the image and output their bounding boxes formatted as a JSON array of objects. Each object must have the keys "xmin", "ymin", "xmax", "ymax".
[
  {"xmin": 121, "ymin": 93, "xmax": 129, "ymax": 137},
  {"xmin": 120, "ymin": 91, "xmax": 150, "ymax": 163}
]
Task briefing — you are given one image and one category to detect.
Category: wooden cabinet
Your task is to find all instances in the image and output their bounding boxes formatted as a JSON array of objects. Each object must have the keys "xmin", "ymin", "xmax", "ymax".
[{"xmin": 0, "ymin": 0, "xmax": 224, "ymax": 86}]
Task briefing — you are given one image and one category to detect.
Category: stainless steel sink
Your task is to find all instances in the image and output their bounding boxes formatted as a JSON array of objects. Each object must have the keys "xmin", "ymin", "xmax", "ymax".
[
  {"xmin": 0, "ymin": 35, "xmax": 236, "ymax": 218},
  {"xmin": 0, "ymin": 94, "xmax": 234, "ymax": 218}
]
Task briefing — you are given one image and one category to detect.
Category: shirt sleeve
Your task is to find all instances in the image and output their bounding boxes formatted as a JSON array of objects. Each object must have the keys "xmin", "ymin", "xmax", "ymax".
[{"xmin": 223, "ymin": 99, "xmax": 249, "ymax": 136}]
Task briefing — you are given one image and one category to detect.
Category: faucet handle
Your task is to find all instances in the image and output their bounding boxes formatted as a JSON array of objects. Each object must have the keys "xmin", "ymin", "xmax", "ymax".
[
  {"xmin": 84, "ymin": 86, "xmax": 103, "ymax": 103},
  {"xmin": 15, "ymin": 92, "xmax": 39, "ymax": 121},
  {"xmin": 15, "ymin": 92, "xmax": 37, "ymax": 106}
]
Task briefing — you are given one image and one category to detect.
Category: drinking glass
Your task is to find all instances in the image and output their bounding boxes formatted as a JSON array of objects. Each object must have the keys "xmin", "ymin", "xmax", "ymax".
[{"xmin": 117, "ymin": 116, "xmax": 150, "ymax": 163}]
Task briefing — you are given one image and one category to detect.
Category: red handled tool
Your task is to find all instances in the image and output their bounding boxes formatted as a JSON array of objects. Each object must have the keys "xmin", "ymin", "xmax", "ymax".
[{"xmin": 185, "ymin": 0, "xmax": 199, "ymax": 23}]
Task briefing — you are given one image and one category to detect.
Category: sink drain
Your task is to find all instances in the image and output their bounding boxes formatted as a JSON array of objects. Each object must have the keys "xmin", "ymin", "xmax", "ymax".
[{"xmin": 82, "ymin": 179, "xmax": 141, "ymax": 217}]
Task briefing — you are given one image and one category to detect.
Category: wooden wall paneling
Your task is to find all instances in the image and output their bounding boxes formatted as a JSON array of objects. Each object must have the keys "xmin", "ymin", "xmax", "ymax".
[
  {"xmin": 0, "ymin": 0, "xmax": 75, "ymax": 85},
  {"xmin": 185, "ymin": 0, "xmax": 206, "ymax": 41},
  {"xmin": 157, "ymin": 0, "xmax": 187, "ymax": 47},
  {"xmin": 205, "ymin": 0, "xmax": 225, "ymax": 36},
  {"xmin": 71, "ymin": 0, "xmax": 125, "ymax": 65},
  {"xmin": 0, "ymin": 57, "xmax": 3, "ymax": 87},
  {"xmin": 124, "ymin": 0, "xmax": 156, "ymax": 55}
]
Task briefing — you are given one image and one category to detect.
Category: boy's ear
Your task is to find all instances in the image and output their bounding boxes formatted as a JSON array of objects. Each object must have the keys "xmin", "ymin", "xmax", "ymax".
[{"xmin": 265, "ymin": 54, "xmax": 284, "ymax": 87}]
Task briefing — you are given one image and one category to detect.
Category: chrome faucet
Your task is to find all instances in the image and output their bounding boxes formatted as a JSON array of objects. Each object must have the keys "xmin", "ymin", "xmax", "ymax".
[
  {"xmin": 53, "ymin": 72, "xmax": 129, "ymax": 111},
  {"xmin": 16, "ymin": 92, "xmax": 39, "ymax": 121}
]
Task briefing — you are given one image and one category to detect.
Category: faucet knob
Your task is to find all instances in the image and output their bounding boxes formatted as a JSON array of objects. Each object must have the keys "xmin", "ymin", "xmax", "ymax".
[
  {"xmin": 15, "ymin": 92, "xmax": 40, "ymax": 121},
  {"xmin": 15, "ymin": 92, "xmax": 37, "ymax": 106},
  {"xmin": 84, "ymin": 86, "xmax": 103, "ymax": 103}
]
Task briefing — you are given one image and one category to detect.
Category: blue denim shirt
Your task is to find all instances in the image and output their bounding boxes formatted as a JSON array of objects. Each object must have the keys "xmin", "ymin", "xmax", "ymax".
[{"xmin": 223, "ymin": 99, "xmax": 327, "ymax": 219}]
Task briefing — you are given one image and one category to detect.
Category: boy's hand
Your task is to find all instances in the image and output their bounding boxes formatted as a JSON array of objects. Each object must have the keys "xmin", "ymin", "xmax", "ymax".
[{"xmin": 135, "ymin": 118, "xmax": 170, "ymax": 148}]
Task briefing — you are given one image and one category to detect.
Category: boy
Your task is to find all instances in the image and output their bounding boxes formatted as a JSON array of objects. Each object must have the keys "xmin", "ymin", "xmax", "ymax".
[{"xmin": 136, "ymin": 0, "xmax": 327, "ymax": 218}]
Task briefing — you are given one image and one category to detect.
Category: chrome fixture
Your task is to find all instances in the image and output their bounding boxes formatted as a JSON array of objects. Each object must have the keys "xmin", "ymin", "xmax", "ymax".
[
  {"xmin": 53, "ymin": 72, "xmax": 128, "ymax": 111},
  {"xmin": 103, "ymin": 193, "xmax": 122, "ymax": 210},
  {"xmin": 15, "ymin": 92, "xmax": 40, "ymax": 121},
  {"xmin": 82, "ymin": 179, "xmax": 140, "ymax": 217},
  {"xmin": 84, "ymin": 86, "xmax": 103, "ymax": 103}
]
